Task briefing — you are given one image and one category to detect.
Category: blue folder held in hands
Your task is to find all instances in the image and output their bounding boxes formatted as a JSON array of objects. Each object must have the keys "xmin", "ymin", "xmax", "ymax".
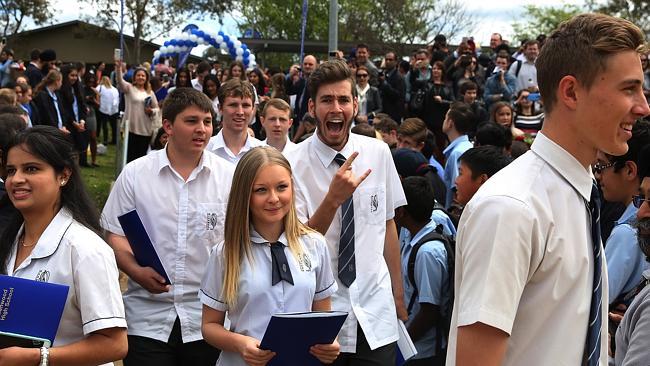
[
  {"xmin": 0, "ymin": 275, "xmax": 69, "ymax": 348},
  {"xmin": 260, "ymin": 311, "xmax": 348, "ymax": 366},
  {"xmin": 118, "ymin": 210, "xmax": 171, "ymax": 285}
]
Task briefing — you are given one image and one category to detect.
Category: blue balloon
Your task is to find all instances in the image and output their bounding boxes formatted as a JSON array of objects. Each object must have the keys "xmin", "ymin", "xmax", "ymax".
[
  {"xmin": 226, "ymin": 41, "xmax": 233, "ymax": 48},
  {"xmin": 164, "ymin": 40, "xmax": 170, "ymax": 46},
  {"xmin": 218, "ymin": 31, "xmax": 224, "ymax": 36},
  {"xmin": 223, "ymin": 35, "xmax": 230, "ymax": 43},
  {"xmin": 196, "ymin": 30, "xmax": 205, "ymax": 38},
  {"xmin": 243, "ymin": 56, "xmax": 249, "ymax": 63},
  {"xmin": 243, "ymin": 50, "xmax": 250, "ymax": 57},
  {"xmin": 241, "ymin": 44, "xmax": 248, "ymax": 50}
]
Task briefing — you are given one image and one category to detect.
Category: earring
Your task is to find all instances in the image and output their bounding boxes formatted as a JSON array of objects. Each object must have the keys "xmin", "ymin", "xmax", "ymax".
[{"xmin": 60, "ymin": 180, "xmax": 66, "ymax": 186}]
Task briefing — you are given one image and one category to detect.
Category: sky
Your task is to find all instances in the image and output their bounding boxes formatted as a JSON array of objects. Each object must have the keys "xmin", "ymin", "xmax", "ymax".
[{"xmin": 41, "ymin": 0, "xmax": 587, "ymax": 54}]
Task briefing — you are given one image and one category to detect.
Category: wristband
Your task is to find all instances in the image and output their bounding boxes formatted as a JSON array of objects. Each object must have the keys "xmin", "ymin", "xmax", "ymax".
[{"xmin": 39, "ymin": 346, "xmax": 49, "ymax": 366}]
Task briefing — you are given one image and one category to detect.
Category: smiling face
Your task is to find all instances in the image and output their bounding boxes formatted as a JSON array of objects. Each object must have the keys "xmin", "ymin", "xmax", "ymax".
[
  {"xmin": 163, "ymin": 105, "xmax": 213, "ymax": 156},
  {"xmin": 220, "ymin": 96, "xmax": 254, "ymax": 136},
  {"xmin": 204, "ymin": 79, "xmax": 218, "ymax": 98},
  {"xmin": 133, "ymin": 69, "xmax": 148, "ymax": 88},
  {"xmin": 455, "ymin": 161, "xmax": 484, "ymax": 205},
  {"xmin": 574, "ymin": 50, "xmax": 650, "ymax": 157},
  {"xmin": 5, "ymin": 145, "xmax": 68, "ymax": 215},
  {"xmin": 249, "ymin": 164, "xmax": 292, "ymax": 232},
  {"xmin": 309, "ymin": 79, "xmax": 358, "ymax": 151}
]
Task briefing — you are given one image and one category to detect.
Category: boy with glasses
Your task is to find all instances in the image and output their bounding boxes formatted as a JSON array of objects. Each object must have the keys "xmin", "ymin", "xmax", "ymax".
[{"xmin": 595, "ymin": 121, "xmax": 650, "ymax": 307}]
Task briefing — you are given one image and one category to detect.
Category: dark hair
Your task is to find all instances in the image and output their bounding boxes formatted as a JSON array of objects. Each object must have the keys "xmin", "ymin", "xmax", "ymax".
[
  {"xmin": 308, "ymin": 59, "xmax": 355, "ymax": 101},
  {"xmin": 202, "ymin": 74, "xmax": 221, "ymax": 99},
  {"xmin": 162, "ymin": 87, "xmax": 214, "ymax": 123},
  {"xmin": 0, "ymin": 126, "xmax": 101, "ymax": 273},
  {"xmin": 402, "ymin": 176, "xmax": 435, "ymax": 222},
  {"xmin": 459, "ymin": 145, "xmax": 512, "ymax": 179},
  {"xmin": 151, "ymin": 127, "xmax": 167, "ymax": 150},
  {"xmin": 351, "ymin": 123, "xmax": 376, "ymax": 138},
  {"xmin": 196, "ymin": 61, "xmax": 211, "ymax": 75},
  {"xmin": 610, "ymin": 120, "xmax": 650, "ymax": 172},
  {"xmin": 228, "ymin": 61, "xmax": 246, "ymax": 81},
  {"xmin": 0, "ymin": 113, "xmax": 26, "ymax": 164},
  {"xmin": 459, "ymin": 81, "xmax": 478, "ymax": 96},
  {"xmin": 399, "ymin": 60, "xmax": 411, "ymax": 75},
  {"xmin": 248, "ymin": 68, "xmax": 267, "ymax": 95},
  {"xmin": 447, "ymin": 102, "xmax": 475, "ymax": 135},
  {"xmin": 431, "ymin": 60, "xmax": 446, "ymax": 80},
  {"xmin": 60, "ymin": 64, "xmax": 84, "ymax": 113},
  {"xmin": 29, "ymin": 49, "xmax": 40, "ymax": 62},
  {"xmin": 175, "ymin": 67, "xmax": 192, "ymax": 88},
  {"xmin": 474, "ymin": 121, "xmax": 513, "ymax": 150},
  {"xmin": 356, "ymin": 43, "xmax": 370, "ymax": 51},
  {"xmin": 421, "ymin": 130, "xmax": 437, "ymax": 160},
  {"xmin": 638, "ymin": 144, "xmax": 650, "ymax": 180},
  {"xmin": 373, "ymin": 115, "xmax": 398, "ymax": 133}
]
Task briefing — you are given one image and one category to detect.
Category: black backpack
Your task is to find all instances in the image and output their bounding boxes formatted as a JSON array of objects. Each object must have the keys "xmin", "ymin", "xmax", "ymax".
[{"xmin": 406, "ymin": 224, "xmax": 455, "ymax": 359}]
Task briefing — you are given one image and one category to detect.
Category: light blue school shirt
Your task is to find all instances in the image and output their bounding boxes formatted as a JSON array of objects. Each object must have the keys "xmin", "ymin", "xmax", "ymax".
[{"xmin": 443, "ymin": 135, "xmax": 473, "ymax": 208}]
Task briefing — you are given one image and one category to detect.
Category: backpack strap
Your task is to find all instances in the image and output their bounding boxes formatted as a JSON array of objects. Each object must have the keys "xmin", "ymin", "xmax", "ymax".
[
  {"xmin": 407, "ymin": 231, "xmax": 449, "ymax": 313},
  {"xmin": 515, "ymin": 60, "xmax": 522, "ymax": 78}
]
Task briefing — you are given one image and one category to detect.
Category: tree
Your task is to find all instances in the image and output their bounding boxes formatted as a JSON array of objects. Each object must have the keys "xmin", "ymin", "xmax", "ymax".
[
  {"xmin": 0, "ymin": 0, "xmax": 53, "ymax": 37},
  {"xmin": 589, "ymin": 0, "xmax": 650, "ymax": 36},
  {"xmin": 236, "ymin": 0, "xmax": 476, "ymax": 56},
  {"xmin": 84, "ymin": 0, "xmax": 234, "ymax": 63},
  {"xmin": 511, "ymin": 4, "xmax": 582, "ymax": 44}
]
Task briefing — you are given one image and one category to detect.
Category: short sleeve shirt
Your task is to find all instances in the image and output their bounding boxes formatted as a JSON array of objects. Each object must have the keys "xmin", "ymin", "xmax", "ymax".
[
  {"xmin": 207, "ymin": 131, "xmax": 265, "ymax": 165},
  {"xmin": 101, "ymin": 148, "xmax": 234, "ymax": 343},
  {"xmin": 200, "ymin": 230, "xmax": 337, "ymax": 366},
  {"xmin": 446, "ymin": 132, "xmax": 608, "ymax": 366},
  {"xmin": 442, "ymin": 135, "xmax": 473, "ymax": 208},
  {"xmin": 8, "ymin": 209, "xmax": 126, "ymax": 366},
  {"xmin": 286, "ymin": 133, "xmax": 407, "ymax": 352}
]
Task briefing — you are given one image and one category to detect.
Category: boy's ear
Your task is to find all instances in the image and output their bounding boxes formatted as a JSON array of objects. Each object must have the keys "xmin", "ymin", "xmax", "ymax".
[
  {"xmin": 478, "ymin": 173, "xmax": 489, "ymax": 185},
  {"xmin": 625, "ymin": 161, "xmax": 638, "ymax": 180}
]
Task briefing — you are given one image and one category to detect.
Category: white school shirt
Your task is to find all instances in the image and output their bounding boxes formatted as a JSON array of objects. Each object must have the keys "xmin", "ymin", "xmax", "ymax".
[
  {"xmin": 200, "ymin": 229, "xmax": 337, "ymax": 366},
  {"xmin": 446, "ymin": 132, "xmax": 608, "ymax": 366},
  {"xmin": 206, "ymin": 130, "xmax": 265, "ymax": 165},
  {"xmin": 8, "ymin": 209, "xmax": 126, "ymax": 366},
  {"xmin": 286, "ymin": 133, "xmax": 407, "ymax": 352},
  {"xmin": 101, "ymin": 148, "xmax": 234, "ymax": 343},
  {"xmin": 262, "ymin": 138, "xmax": 298, "ymax": 154}
]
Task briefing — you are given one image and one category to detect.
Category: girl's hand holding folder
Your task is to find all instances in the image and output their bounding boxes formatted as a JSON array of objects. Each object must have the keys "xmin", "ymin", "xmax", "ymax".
[{"xmin": 310, "ymin": 339, "xmax": 340, "ymax": 364}]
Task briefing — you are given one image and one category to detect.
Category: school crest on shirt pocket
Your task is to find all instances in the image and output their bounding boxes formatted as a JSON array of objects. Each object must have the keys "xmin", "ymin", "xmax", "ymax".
[
  {"xmin": 297, "ymin": 253, "xmax": 313, "ymax": 272},
  {"xmin": 198, "ymin": 202, "xmax": 227, "ymax": 243},
  {"xmin": 35, "ymin": 269, "xmax": 50, "ymax": 282},
  {"xmin": 357, "ymin": 186, "xmax": 386, "ymax": 225}
]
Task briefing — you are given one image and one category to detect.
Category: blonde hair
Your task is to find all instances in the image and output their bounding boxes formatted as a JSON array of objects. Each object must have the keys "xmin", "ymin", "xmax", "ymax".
[
  {"xmin": 221, "ymin": 146, "xmax": 314, "ymax": 306},
  {"xmin": 99, "ymin": 76, "xmax": 113, "ymax": 88}
]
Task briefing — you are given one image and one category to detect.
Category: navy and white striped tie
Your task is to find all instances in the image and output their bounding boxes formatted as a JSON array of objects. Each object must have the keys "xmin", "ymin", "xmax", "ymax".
[
  {"xmin": 334, "ymin": 153, "xmax": 356, "ymax": 287},
  {"xmin": 586, "ymin": 181, "xmax": 602, "ymax": 366}
]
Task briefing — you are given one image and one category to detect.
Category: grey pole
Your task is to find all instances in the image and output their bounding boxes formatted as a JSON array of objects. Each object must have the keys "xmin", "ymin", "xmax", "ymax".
[{"xmin": 328, "ymin": 0, "xmax": 338, "ymax": 59}]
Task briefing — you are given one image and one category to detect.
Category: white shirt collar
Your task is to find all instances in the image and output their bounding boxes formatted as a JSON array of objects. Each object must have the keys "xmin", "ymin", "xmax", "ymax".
[
  {"xmin": 530, "ymin": 132, "xmax": 593, "ymax": 201},
  {"xmin": 311, "ymin": 132, "xmax": 356, "ymax": 169},
  {"xmin": 250, "ymin": 226, "xmax": 289, "ymax": 247},
  {"xmin": 155, "ymin": 146, "xmax": 211, "ymax": 179},
  {"xmin": 18, "ymin": 208, "xmax": 74, "ymax": 261}
]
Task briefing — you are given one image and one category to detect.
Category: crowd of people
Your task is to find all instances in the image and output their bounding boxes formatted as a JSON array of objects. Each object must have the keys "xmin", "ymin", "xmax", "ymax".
[{"xmin": 0, "ymin": 12, "xmax": 650, "ymax": 366}]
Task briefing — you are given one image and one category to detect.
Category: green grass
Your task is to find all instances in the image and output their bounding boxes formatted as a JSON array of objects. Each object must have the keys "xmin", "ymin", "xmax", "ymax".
[{"xmin": 80, "ymin": 144, "xmax": 119, "ymax": 211}]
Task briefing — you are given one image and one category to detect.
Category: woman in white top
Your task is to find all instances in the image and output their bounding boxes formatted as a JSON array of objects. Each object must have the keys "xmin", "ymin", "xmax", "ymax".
[
  {"xmin": 115, "ymin": 59, "xmax": 159, "ymax": 162},
  {"xmin": 201, "ymin": 147, "xmax": 339, "ymax": 366},
  {"xmin": 96, "ymin": 76, "xmax": 120, "ymax": 145},
  {"xmin": 0, "ymin": 126, "xmax": 127, "ymax": 366}
]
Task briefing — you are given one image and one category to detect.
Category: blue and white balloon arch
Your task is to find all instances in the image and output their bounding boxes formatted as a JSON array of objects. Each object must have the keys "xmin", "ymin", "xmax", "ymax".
[{"xmin": 152, "ymin": 26, "xmax": 257, "ymax": 70}]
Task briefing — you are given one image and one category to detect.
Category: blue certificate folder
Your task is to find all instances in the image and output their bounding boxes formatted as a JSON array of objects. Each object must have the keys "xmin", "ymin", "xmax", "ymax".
[
  {"xmin": 260, "ymin": 311, "xmax": 348, "ymax": 366},
  {"xmin": 0, "ymin": 275, "xmax": 69, "ymax": 347},
  {"xmin": 118, "ymin": 210, "xmax": 171, "ymax": 285}
]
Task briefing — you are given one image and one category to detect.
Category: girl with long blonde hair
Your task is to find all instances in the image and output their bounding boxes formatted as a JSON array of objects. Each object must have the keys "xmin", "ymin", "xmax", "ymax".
[{"xmin": 201, "ymin": 146, "xmax": 340, "ymax": 366}]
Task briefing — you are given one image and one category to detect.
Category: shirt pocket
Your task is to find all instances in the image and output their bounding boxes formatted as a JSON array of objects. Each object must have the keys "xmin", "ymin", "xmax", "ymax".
[
  {"xmin": 356, "ymin": 186, "xmax": 386, "ymax": 226},
  {"xmin": 197, "ymin": 202, "xmax": 227, "ymax": 244}
]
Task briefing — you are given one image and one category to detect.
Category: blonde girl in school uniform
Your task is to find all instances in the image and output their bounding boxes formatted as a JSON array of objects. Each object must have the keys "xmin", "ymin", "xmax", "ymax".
[{"xmin": 201, "ymin": 146, "xmax": 340, "ymax": 366}]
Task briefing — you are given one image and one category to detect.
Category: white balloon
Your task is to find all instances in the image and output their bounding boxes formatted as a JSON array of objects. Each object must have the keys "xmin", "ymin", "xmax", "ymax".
[
  {"xmin": 233, "ymin": 40, "xmax": 242, "ymax": 48},
  {"xmin": 219, "ymin": 42, "xmax": 228, "ymax": 50},
  {"xmin": 236, "ymin": 47, "xmax": 244, "ymax": 56},
  {"xmin": 159, "ymin": 46, "xmax": 166, "ymax": 54},
  {"xmin": 179, "ymin": 33, "xmax": 188, "ymax": 40},
  {"xmin": 154, "ymin": 50, "xmax": 161, "ymax": 58},
  {"xmin": 189, "ymin": 34, "xmax": 198, "ymax": 42},
  {"xmin": 249, "ymin": 54, "xmax": 256, "ymax": 62},
  {"xmin": 216, "ymin": 35, "xmax": 223, "ymax": 44},
  {"xmin": 236, "ymin": 55, "xmax": 243, "ymax": 62},
  {"xmin": 198, "ymin": 37, "xmax": 205, "ymax": 45}
]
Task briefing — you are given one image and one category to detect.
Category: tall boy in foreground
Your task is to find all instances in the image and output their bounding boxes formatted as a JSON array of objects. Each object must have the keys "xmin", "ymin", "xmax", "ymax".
[
  {"xmin": 448, "ymin": 14, "xmax": 650, "ymax": 366},
  {"xmin": 287, "ymin": 59, "xmax": 407, "ymax": 365},
  {"xmin": 102, "ymin": 88, "xmax": 234, "ymax": 365}
]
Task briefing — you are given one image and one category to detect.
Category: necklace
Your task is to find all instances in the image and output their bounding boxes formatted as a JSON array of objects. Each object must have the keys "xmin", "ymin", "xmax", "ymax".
[{"xmin": 19, "ymin": 234, "xmax": 37, "ymax": 248}]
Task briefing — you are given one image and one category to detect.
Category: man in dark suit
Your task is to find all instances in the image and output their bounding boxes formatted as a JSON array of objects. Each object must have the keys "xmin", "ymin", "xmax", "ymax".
[
  {"xmin": 286, "ymin": 54, "xmax": 317, "ymax": 142},
  {"xmin": 379, "ymin": 51, "xmax": 405, "ymax": 123}
]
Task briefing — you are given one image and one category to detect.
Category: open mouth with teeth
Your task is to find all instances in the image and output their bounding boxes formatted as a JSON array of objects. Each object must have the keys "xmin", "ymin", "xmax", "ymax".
[{"xmin": 326, "ymin": 119, "xmax": 344, "ymax": 134}]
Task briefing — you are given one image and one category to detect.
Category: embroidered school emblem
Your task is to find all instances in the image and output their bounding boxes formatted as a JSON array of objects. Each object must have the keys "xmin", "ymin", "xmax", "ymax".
[
  {"xmin": 206, "ymin": 212, "xmax": 218, "ymax": 231},
  {"xmin": 35, "ymin": 269, "xmax": 50, "ymax": 282},
  {"xmin": 370, "ymin": 194, "xmax": 379, "ymax": 213},
  {"xmin": 298, "ymin": 253, "xmax": 312, "ymax": 272}
]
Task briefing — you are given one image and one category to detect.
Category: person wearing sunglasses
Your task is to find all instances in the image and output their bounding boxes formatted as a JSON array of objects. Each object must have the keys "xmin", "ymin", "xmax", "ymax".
[
  {"xmin": 595, "ymin": 121, "xmax": 650, "ymax": 312},
  {"xmin": 354, "ymin": 65, "xmax": 382, "ymax": 125}
]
